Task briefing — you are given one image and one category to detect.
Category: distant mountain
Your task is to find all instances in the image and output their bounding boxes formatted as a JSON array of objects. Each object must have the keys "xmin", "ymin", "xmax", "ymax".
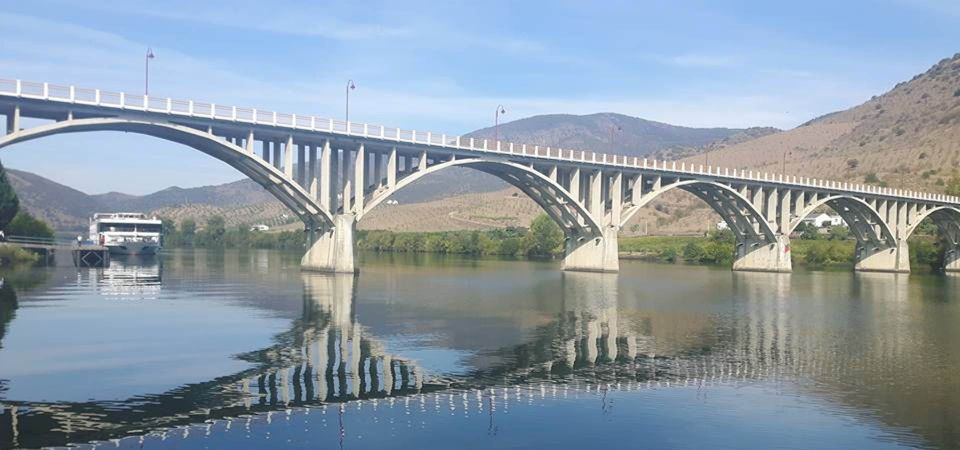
[
  {"xmin": 395, "ymin": 113, "xmax": 770, "ymax": 202},
  {"xmin": 6, "ymin": 169, "xmax": 279, "ymax": 231},
  {"xmin": 467, "ymin": 113, "xmax": 775, "ymax": 157}
]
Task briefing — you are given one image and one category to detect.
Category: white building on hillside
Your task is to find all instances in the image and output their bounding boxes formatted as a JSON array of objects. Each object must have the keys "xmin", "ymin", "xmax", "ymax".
[{"xmin": 802, "ymin": 213, "xmax": 845, "ymax": 228}]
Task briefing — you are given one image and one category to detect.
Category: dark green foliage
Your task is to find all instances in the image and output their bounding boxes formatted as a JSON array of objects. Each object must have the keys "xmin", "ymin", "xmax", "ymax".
[
  {"xmin": 0, "ymin": 280, "xmax": 18, "ymax": 348},
  {"xmin": 678, "ymin": 230, "xmax": 735, "ymax": 265},
  {"xmin": 827, "ymin": 225, "xmax": 850, "ymax": 241},
  {"xmin": 802, "ymin": 240, "xmax": 853, "ymax": 267},
  {"xmin": 356, "ymin": 216, "xmax": 564, "ymax": 258},
  {"xmin": 522, "ymin": 215, "xmax": 563, "ymax": 257},
  {"xmin": 0, "ymin": 160, "xmax": 19, "ymax": 230},
  {"xmin": 160, "ymin": 216, "xmax": 305, "ymax": 250},
  {"xmin": 909, "ymin": 238, "xmax": 942, "ymax": 271},
  {"xmin": 4, "ymin": 211, "xmax": 53, "ymax": 238},
  {"xmin": 864, "ymin": 172, "xmax": 880, "ymax": 183},
  {"xmin": 794, "ymin": 222, "xmax": 820, "ymax": 240}
]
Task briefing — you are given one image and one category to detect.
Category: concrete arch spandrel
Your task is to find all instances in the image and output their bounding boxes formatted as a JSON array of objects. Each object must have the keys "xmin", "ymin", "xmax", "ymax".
[
  {"xmin": 358, "ymin": 158, "xmax": 603, "ymax": 238},
  {"xmin": 0, "ymin": 118, "xmax": 333, "ymax": 227},
  {"xmin": 788, "ymin": 195, "xmax": 896, "ymax": 245},
  {"xmin": 619, "ymin": 179, "xmax": 777, "ymax": 242}
]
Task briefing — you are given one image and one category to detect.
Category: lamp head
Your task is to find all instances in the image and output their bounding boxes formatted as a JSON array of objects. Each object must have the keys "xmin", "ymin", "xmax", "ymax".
[
  {"xmin": 146, "ymin": 48, "xmax": 155, "ymax": 59},
  {"xmin": 348, "ymin": 80, "xmax": 356, "ymax": 90}
]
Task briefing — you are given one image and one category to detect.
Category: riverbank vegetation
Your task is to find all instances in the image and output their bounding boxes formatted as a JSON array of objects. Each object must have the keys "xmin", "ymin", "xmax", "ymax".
[
  {"xmin": 0, "ymin": 160, "xmax": 55, "ymax": 267},
  {"xmin": 161, "ymin": 216, "xmax": 305, "ymax": 250},
  {"xmin": 358, "ymin": 215, "xmax": 564, "ymax": 258},
  {"xmin": 159, "ymin": 212, "xmax": 950, "ymax": 271},
  {"xmin": 621, "ymin": 223, "xmax": 945, "ymax": 271}
]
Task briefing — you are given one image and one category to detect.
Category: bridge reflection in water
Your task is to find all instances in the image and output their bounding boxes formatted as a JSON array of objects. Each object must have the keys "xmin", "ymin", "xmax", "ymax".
[{"xmin": 0, "ymin": 262, "xmax": 956, "ymax": 449}]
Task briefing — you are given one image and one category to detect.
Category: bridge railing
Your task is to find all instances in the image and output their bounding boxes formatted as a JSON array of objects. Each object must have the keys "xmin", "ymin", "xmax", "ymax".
[
  {"xmin": 3, "ymin": 235, "xmax": 75, "ymax": 247},
  {"xmin": 1, "ymin": 78, "xmax": 957, "ymax": 206}
]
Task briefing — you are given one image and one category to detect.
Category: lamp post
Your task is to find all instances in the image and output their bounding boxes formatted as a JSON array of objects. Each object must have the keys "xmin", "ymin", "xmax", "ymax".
[
  {"xmin": 144, "ymin": 48, "xmax": 155, "ymax": 95},
  {"xmin": 495, "ymin": 105, "xmax": 506, "ymax": 143},
  {"xmin": 345, "ymin": 80, "xmax": 356, "ymax": 124}
]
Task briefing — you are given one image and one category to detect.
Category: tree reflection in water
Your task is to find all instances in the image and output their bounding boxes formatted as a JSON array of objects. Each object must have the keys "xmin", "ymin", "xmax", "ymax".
[{"xmin": 0, "ymin": 261, "xmax": 957, "ymax": 449}]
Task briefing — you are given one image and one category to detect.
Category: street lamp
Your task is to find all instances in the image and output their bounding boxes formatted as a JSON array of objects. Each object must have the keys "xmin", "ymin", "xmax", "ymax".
[
  {"xmin": 144, "ymin": 48, "xmax": 155, "ymax": 96},
  {"xmin": 345, "ymin": 80, "xmax": 356, "ymax": 123},
  {"xmin": 495, "ymin": 105, "xmax": 506, "ymax": 143}
]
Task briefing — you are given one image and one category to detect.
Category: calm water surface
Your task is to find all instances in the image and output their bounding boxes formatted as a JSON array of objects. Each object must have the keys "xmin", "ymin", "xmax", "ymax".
[{"xmin": 0, "ymin": 250, "xmax": 958, "ymax": 449}]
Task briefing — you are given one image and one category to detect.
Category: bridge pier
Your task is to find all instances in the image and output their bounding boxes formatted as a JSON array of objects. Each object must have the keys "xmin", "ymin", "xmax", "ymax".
[
  {"xmin": 855, "ymin": 239, "xmax": 910, "ymax": 273},
  {"xmin": 943, "ymin": 247, "xmax": 960, "ymax": 273},
  {"xmin": 302, "ymin": 214, "xmax": 357, "ymax": 273},
  {"xmin": 562, "ymin": 227, "xmax": 620, "ymax": 273},
  {"xmin": 732, "ymin": 234, "xmax": 792, "ymax": 273}
]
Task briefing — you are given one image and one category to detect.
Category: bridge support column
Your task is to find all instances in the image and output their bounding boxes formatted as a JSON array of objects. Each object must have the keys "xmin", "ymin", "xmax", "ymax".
[
  {"xmin": 302, "ymin": 214, "xmax": 357, "ymax": 273},
  {"xmin": 733, "ymin": 234, "xmax": 792, "ymax": 272},
  {"xmin": 855, "ymin": 239, "xmax": 910, "ymax": 273},
  {"xmin": 562, "ymin": 227, "xmax": 619, "ymax": 273},
  {"xmin": 943, "ymin": 245, "xmax": 960, "ymax": 273}
]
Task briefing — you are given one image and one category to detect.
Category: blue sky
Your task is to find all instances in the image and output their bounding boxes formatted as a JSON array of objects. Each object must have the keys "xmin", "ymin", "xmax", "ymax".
[{"xmin": 1, "ymin": 0, "xmax": 958, "ymax": 194}]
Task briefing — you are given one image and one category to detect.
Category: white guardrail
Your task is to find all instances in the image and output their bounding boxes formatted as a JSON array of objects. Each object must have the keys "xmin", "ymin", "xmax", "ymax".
[{"xmin": 0, "ymin": 79, "xmax": 954, "ymax": 205}]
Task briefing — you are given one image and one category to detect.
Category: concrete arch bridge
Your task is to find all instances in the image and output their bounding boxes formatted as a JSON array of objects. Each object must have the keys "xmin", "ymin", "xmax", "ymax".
[{"xmin": 2, "ymin": 79, "xmax": 958, "ymax": 273}]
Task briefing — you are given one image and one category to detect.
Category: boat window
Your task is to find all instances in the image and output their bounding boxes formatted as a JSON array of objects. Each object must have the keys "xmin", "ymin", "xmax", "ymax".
[
  {"xmin": 98, "ymin": 223, "xmax": 136, "ymax": 232},
  {"xmin": 137, "ymin": 224, "xmax": 162, "ymax": 233}
]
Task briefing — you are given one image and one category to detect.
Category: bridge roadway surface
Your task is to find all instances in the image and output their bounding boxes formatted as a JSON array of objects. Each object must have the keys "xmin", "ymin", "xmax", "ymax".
[{"xmin": 2, "ymin": 79, "xmax": 960, "ymax": 274}]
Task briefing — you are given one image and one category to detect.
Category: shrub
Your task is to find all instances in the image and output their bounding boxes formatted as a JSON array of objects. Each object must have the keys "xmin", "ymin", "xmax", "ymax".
[
  {"xmin": 0, "ymin": 161, "xmax": 18, "ymax": 230},
  {"xmin": 4, "ymin": 211, "xmax": 53, "ymax": 238},
  {"xmin": 864, "ymin": 173, "xmax": 880, "ymax": 183},
  {"xmin": 0, "ymin": 246, "xmax": 39, "ymax": 266},
  {"xmin": 954, "ymin": 88, "xmax": 960, "ymax": 97},
  {"xmin": 682, "ymin": 241, "xmax": 705, "ymax": 262}
]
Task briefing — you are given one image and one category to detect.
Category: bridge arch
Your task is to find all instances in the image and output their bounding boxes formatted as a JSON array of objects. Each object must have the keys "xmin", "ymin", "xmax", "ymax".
[
  {"xmin": 619, "ymin": 179, "xmax": 778, "ymax": 243},
  {"xmin": 0, "ymin": 117, "xmax": 333, "ymax": 228},
  {"xmin": 788, "ymin": 195, "xmax": 896, "ymax": 246},
  {"xmin": 903, "ymin": 206, "xmax": 960, "ymax": 240},
  {"xmin": 357, "ymin": 158, "xmax": 603, "ymax": 238}
]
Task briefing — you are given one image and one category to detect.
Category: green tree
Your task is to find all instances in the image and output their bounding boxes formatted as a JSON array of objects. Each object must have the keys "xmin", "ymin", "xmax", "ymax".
[
  {"xmin": 203, "ymin": 216, "xmax": 227, "ymax": 247},
  {"xmin": 827, "ymin": 225, "xmax": 850, "ymax": 241},
  {"xmin": 795, "ymin": 222, "xmax": 820, "ymax": 240},
  {"xmin": 0, "ymin": 160, "xmax": 19, "ymax": 230},
  {"xmin": 160, "ymin": 217, "xmax": 178, "ymax": 246},
  {"xmin": 523, "ymin": 214, "xmax": 563, "ymax": 257},
  {"xmin": 180, "ymin": 218, "xmax": 197, "ymax": 247},
  {"xmin": 4, "ymin": 211, "xmax": 53, "ymax": 238}
]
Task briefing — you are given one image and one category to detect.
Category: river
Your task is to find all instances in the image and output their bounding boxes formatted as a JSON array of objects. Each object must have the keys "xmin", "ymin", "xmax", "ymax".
[{"xmin": 0, "ymin": 249, "xmax": 958, "ymax": 449}]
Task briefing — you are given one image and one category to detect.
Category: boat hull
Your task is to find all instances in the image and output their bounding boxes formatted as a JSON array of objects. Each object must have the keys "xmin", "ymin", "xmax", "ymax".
[{"xmin": 106, "ymin": 242, "xmax": 161, "ymax": 256}]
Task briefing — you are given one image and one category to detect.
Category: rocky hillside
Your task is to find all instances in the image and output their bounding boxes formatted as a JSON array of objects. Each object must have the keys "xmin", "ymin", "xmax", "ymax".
[{"xmin": 693, "ymin": 53, "xmax": 960, "ymax": 192}]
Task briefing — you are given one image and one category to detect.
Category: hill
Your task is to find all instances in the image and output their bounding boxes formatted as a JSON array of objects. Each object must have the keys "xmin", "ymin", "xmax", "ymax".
[
  {"xmin": 691, "ymin": 53, "xmax": 960, "ymax": 191},
  {"xmin": 5, "ymin": 170, "xmax": 286, "ymax": 231}
]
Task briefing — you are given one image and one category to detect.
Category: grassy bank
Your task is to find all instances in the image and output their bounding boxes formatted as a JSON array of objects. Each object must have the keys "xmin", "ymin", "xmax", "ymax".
[{"xmin": 620, "ymin": 233, "xmax": 943, "ymax": 270}]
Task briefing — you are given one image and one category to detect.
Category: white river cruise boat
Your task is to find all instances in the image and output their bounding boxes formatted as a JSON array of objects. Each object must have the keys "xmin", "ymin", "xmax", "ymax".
[{"xmin": 89, "ymin": 213, "xmax": 162, "ymax": 255}]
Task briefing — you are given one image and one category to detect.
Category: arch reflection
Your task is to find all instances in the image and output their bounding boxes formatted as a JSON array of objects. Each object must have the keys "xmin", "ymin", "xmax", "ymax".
[{"xmin": 0, "ymin": 266, "xmax": 956, "ymax": 449}]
